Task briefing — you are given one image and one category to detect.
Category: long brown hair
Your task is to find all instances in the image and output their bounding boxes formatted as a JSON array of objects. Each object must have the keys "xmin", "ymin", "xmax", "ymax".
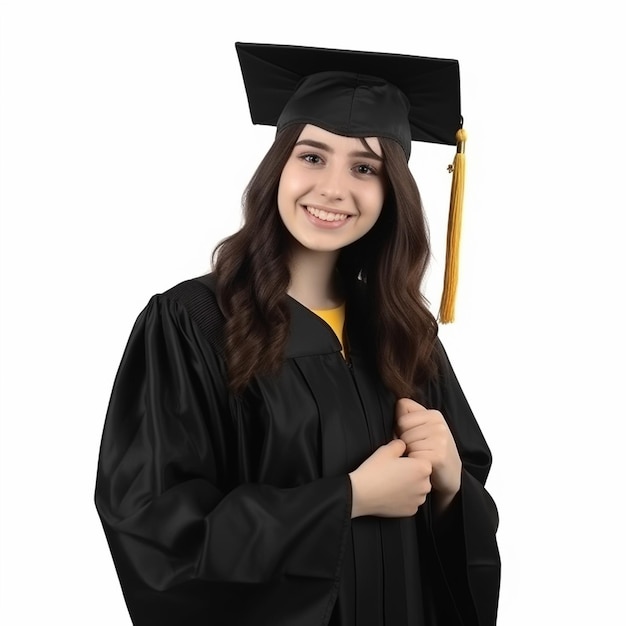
[{"xmin": 212, "ymin": 124, "xmax": 438, "ymax": 397}]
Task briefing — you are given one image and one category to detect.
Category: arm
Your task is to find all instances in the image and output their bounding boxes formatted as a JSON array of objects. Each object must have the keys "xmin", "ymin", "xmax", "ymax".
[
  {"xmin": 94, "ymin": 294, "xmax": 351, "ymax": 625},
  {"xmin": 417, "ymin": 340, "xmax": 501, "ymax": 626}
]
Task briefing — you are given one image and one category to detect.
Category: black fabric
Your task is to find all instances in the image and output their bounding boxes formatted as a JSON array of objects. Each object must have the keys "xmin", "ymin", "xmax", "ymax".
[
  {"xmin": 95, "ymin": 275, "xmax": 500, "ymax": 625},
  {"xmin": 277, "ymin": 71, "xmax": 413, "ymax": 159},
  {"xmin": 235, "ymin": 42, "xmax": 462, "ymax": 158}
]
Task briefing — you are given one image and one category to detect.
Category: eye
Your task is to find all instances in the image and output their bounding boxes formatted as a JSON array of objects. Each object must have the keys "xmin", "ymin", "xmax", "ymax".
[
  {"xmin": 354, "ymin": 163, "xmax": 378, "ymax": 176},
  {"xmin": 299, "ymin": 153, "xmax": 324, "ymax": 165}
]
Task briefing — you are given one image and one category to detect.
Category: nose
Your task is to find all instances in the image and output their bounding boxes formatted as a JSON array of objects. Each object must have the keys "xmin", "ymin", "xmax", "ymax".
[{"xmin": 318, "ymin": 163, "xmax": 347, "ymax": 201}]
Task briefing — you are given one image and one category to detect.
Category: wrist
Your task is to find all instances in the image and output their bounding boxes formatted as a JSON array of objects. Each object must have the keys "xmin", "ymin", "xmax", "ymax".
[
  {"xmin": 348, "ymin": 471, "xmax": 368, "ymax": 518},
  {"xmin": 431, "ymin": 483, "xmax": 460, "ymax": 516}
]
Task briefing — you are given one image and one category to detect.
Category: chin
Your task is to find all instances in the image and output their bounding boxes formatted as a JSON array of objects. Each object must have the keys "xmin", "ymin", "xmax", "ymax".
[{"xmin": 295, "ymin": 236, "xmax": 353, "ymax": 254}]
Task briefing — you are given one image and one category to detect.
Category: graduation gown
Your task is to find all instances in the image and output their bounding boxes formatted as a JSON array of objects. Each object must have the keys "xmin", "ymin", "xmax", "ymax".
[{"xmin": 95, "ymin": 275, "xmax": 500, "ymax": 626}]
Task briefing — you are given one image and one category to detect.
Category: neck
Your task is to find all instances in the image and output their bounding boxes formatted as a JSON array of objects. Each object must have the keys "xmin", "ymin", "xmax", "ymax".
[{"xmin": 287, "ymin": 243, "xmax": 343, "ymax": 310}]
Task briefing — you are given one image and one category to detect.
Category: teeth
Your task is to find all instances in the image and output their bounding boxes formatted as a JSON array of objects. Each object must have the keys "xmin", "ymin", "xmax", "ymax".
[{"xmin": 306, "ymin": 206, "xmax": 348, "ymax": 222}]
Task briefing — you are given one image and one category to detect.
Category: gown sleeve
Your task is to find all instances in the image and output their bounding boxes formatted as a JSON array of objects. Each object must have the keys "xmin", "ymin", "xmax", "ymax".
[
  {"xmin": 418, "ymin": 339, "xmax": 501, "ymax": 626},
  {"xmin": 94, "ymin": 293, "xmax": 352, "ymax": 626}
]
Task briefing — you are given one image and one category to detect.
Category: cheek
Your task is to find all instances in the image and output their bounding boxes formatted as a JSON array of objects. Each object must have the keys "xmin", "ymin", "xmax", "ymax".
[
  {"xmin": 277, "ymin": 168, "xmax": 307, "ymax": 229},
  {"xmin": 278, "ymin": 162, "xmax": 308, "ymax": 199},
  {"xmin": 368, "ymin": 185, "xmax": 386, "ymax": 221},
  {"xmin": 276, "ymin": 170, "xmax": 294, "ymax": 218}
]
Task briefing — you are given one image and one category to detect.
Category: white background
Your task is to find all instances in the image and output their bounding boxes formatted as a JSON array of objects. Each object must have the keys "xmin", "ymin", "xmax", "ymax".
[{"xmin": 1, "ymin": 1, "xmax": 624, "ymax": 624}]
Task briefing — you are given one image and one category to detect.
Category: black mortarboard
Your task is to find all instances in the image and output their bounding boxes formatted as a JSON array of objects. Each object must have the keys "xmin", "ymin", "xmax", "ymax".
[
  {"xmin": 235, "ymin": 42, "xmax": 461, "ymax": 160},
  {"xmin": 235, "ymin": 42, "xmax": 467, "ymax": 323}
]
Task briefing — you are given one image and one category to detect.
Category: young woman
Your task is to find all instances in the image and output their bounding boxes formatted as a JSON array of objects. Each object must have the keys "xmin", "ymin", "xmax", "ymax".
[{"xmin": 95, "ymin": 43, "xmax": 500, "ymax": 626}]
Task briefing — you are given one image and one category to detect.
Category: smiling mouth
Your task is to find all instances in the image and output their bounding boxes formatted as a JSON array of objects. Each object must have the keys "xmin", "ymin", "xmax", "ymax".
[{"xmin": 304, "ymin": 206, "xmax": 351, "ymax": 222}]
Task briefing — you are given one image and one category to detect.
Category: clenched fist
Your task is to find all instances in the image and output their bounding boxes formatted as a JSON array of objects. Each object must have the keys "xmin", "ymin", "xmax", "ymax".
[
  {"xmin": 395, "ymin": 398, "xmax": 462, "ymax": 505},
  {"xmin": 349, "ymin": 439, "xmax": 433, "ymax": 519}
]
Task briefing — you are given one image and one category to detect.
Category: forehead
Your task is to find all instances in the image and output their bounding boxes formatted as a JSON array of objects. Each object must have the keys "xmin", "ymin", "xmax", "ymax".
[{"xmin": 297, "ymin": 124, "xmax": 383, "ymax": 157}]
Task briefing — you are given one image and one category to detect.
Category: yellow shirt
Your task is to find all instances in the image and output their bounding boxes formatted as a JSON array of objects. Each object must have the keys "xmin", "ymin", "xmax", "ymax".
[{"xmin": 312, "ymin": 303, "xmax": 346, "ymax": 357}]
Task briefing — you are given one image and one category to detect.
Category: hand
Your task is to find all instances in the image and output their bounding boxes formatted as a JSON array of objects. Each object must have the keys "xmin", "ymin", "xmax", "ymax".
[
  {"xmin": 395, "ymin": 398, "xmax": 462, "ymax": 500},
  {"xmin": 349, "ymin": 439, "xmax": 432, "ymax": 518}
]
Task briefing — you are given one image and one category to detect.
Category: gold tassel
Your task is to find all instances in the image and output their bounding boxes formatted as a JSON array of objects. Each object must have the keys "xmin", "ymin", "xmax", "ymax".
[{"xmin": 438, "ymin": 128, "xmax": 467, "ymax": 324}]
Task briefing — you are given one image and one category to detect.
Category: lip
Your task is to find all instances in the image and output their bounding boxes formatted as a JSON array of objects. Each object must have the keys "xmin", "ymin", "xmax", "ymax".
[{"xmin": 301, "ymin": 204, "xmax": 354, "ymax": 229}]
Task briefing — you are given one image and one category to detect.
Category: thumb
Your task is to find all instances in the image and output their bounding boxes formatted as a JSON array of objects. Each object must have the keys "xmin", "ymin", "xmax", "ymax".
[{"xmin": 384, "ymin": 438, "xmax": 407, "ymax": 457}]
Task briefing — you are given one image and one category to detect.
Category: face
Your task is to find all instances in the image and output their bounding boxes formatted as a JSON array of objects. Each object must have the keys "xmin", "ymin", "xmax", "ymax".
[{"xmin": 277, "ymin": 124, "xmax": 386, "ymax": 254}]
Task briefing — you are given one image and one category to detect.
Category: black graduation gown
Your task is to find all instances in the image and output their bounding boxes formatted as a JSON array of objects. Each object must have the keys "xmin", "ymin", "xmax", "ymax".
[{"xmin": 95, "ymin": 275, "xmax": 500, "ymax": 626}]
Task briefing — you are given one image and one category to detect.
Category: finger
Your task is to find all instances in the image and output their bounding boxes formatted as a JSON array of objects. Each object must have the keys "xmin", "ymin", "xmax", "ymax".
[
  {"xmin": 398, "ymin": 410, "xmax": 448, "ymax": 437},
  {"xmin": 395, "ymin": 397, "xmax": 427, "ymax": 416},
  {"xmin": 404, "ymin": 439, "xmax": 439, "ymax": 453},
  {"xmin": 404, "ymin": 425, "xmax": 452, "ymax": 448},
  {"xmin": 396, "ymin": 413, "xmax": 432, "ymax": 434},
  {"xmin": 406, "ymin": 454, "xmax": 433, "ymax": 475},
  {"xmin": 397, "ymin": 421, "xmax": 440, "ymax": 444},
  {"xmin": 398, "ymin": 428, "xmax": 429, "ymax": 447}
]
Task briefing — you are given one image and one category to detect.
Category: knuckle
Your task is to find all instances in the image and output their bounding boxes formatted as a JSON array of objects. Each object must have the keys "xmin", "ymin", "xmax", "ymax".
[
  {"xmin": 396, "ymin": 398, "xmax": 410, "ymax": 413},
  {"xmin": 432, "ymin": 409, "xmax": 444, "ymax": 422}
]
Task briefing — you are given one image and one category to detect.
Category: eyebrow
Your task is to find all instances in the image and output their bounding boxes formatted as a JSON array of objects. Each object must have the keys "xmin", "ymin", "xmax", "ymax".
[{"xmin": 294, "ymin": 138, "xmax": 384, "ymax": 161}]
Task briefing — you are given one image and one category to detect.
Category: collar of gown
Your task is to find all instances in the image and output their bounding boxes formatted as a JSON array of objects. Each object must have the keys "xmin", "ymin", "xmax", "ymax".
[
  {"xmin": 196, "ymin": 272, "xmax": 367, "ymax": 361},
  {"xmin": 285, "ymin": 295, "xmax": 344, "ymax": 358}
]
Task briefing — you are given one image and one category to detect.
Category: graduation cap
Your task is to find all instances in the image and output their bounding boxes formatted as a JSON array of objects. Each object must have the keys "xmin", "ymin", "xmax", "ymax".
[{"xmin": 235, "ymin": 42, "xmax": 467, "ymax": 323}]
